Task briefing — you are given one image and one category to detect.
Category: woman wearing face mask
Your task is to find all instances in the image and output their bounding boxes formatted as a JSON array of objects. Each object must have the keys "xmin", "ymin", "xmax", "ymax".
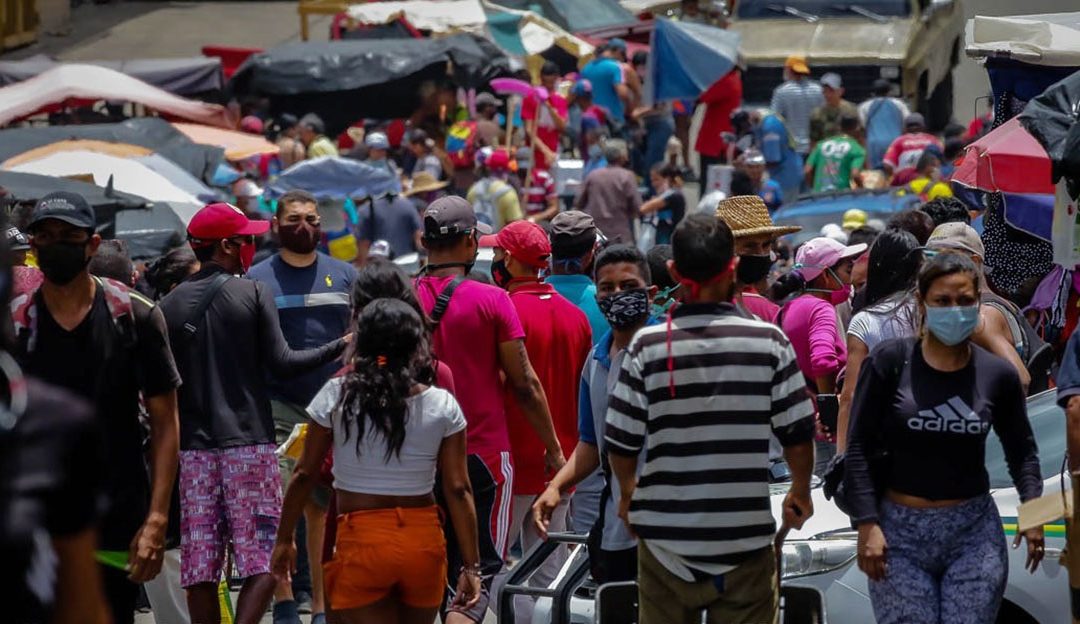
[
  {"xmin": 775, "ymin": 237, "xmax": 866, "ymax": 472},
  {"xmin": 836, "ymin": 229, "xmax": 922, "ymax": 451},
  {"xmin": 845, "ymin": 252, "xmax": 1044, "ymax": 624}
]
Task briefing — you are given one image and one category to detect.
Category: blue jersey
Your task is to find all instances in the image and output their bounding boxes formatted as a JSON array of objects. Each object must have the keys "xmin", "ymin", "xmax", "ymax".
[
  {"xmin": 581, "ymin": 58, "xmax": 625, "ymax": 122},
  {"xmin": 247, "ymin": 252, "xmax": 356, "ymax": 406},
  {"xmin": 757, "ymin": 114, "xmax": 804, "ymax": 203}
]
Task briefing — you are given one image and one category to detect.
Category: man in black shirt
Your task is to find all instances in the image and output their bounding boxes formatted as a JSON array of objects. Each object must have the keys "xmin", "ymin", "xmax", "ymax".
[
  {"xmin": 158, "ymin": 202, "xmax": 347, "ymax": 624},
  {"xmin": 13, "ymin": 192, "xmax": 182, "ymax": 624}
]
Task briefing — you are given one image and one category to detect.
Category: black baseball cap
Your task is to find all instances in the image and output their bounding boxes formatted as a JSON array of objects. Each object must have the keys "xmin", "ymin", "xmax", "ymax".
[
  {"xmin": 4, "ymin": 226, "xmax": 29, "ymax": 251},
  {"xmin": 550, "ymin": 210, "xmax": 597, "ymax": 253},
  {"xmin": 422, "ymin": 196, "xmax": 492, "ymax": 240},
  {"xmin": 28, "ymin": 191, "xmax": 96, "ymax": 231}
]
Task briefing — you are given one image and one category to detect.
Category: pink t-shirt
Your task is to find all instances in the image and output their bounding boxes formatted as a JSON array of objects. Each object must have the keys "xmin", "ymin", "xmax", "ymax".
[
  {"xmin": 739, "ymin": 288, "xmax": 779, "ymax": 324},
  {"xmin": 780, "ymin": 294, "xmax": 846, "ymax": 385},
  {"xmin": 882, "ymin": 132, "xmax": 943, "ymax": 177},
  {"xmin": 416, "ymin": 275, "xmax": 525, "ymax": 457}
]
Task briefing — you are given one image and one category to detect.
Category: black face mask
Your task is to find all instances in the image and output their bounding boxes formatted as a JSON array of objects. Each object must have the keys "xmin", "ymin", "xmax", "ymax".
[
  {"xmin": 597, "ymin": 288, "xmax": 650, "ymax": 329},
  {"xmin": 37, "ymin": 241, "xmax": 89, "ymax": 285},
  {"xmin": 490, "ymin": 259, "xmax": 513, "ymax": 289},
  {"xmin": 277, "ymin": 222, "xmax": 321, "ymax": 254},
  {"xmin": 736, "ymin": 254, "xmax": 772, "ymax": 285}
]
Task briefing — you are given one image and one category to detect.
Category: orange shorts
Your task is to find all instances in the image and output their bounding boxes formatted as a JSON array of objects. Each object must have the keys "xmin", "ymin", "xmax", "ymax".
[{"xmin": 323, "ymin": 505, "xmax": 448, "ymax": 610}]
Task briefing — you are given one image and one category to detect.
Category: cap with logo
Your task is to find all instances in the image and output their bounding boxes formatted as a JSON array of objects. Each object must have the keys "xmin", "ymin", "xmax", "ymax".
[
  {"xmin": 365, "ymin": 132, "xmax": 390, "ymax": 150},
  {"xmin": 795, "ymin": 237, "xmax": 868, "ymax": 282},
  {"xmin": 479, "ymin": 220, "xmax": 551, "ymax": 269},
  {"xmin": 549, "ymin": 210, "xmax": 598, "ymax": 254},
  {"xmin": 422, "ymin": 196, "xmax": 492, "ymax": 240},
  {"xmin": 28, "ymin": 191, "xmax": 96, "ymax": 230},
  {"xmin": 5, "ymin": 226, "xmax": 29, "ymax": 251},
  {"xmin": 187, "ymin": 202, "xmax": 271, "ymax": 246},
  {"xmin": 926, "ymin": 222, "xmax": 984, "ymax": 258}
]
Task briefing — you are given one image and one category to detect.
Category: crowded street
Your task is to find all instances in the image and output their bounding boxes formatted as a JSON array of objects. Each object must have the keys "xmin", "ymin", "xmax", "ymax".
[{"xmin": 2, "ymin": 0, "xmax": 1080, "ymax": 623}]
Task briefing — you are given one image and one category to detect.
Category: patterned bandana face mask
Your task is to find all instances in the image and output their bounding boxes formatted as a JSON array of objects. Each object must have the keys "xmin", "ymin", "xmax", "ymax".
[{"xmin": 597, "ymin": 288, "xmax": 650, "ymax": 329}]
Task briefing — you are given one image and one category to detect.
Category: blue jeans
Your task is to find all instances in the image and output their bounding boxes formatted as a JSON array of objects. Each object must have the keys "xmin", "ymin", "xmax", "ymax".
[{"xmin": 869, "ymin": 495, "xmax": 1006, "ymax": 624}]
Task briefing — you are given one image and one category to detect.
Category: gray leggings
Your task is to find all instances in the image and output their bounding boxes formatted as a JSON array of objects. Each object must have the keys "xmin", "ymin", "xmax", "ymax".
[{"xmin": 869, "ymin": 495, "xmax": 1006, "ymax": 624}]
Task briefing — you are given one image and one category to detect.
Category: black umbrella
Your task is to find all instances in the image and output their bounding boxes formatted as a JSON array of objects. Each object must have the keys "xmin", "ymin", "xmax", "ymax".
[{"xmin": 1018, "ymin": 70, "xmax": 1080, "ymax": 194}]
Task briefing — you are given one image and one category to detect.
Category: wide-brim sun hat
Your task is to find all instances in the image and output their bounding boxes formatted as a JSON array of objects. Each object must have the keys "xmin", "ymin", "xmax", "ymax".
[
  {"xmin": 404, "ymin": 171, "xmax": 450, "ymax": 197},
  {"xmin": 794, "ymin": 236, "xmax": 868, "ymax": 282},
  {"xmin": 715, "ymin": 195, "xmax": 801, "ymax": 238}
]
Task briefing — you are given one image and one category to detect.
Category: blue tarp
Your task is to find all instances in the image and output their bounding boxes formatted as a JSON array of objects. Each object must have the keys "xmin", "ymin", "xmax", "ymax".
[
  {"xmin": 647, "ymin": 19, "xmax": 740, "ymax": 103},
  {"xmin": 772, "ymin": 189, "xmax": 921, "ymax": 245},
  {"xmin": 266, "ymin": 157, "xmax": 401, "ymax": 201}
]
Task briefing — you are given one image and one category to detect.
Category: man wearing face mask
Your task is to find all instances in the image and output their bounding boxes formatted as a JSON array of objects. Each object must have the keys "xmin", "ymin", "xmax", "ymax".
[
  {"xmin": 546, "ymin": 211, "xmax": 609, "ymax": 346},
  {"xmin": 715, "ymin": 195, "xmax": 801, "ymax": 323},
  {"xmin": 247, "ymin": 190, "xmax": 356, "ymax": 624},
  {"xmin": 14, "ymin": 191, "xmax": 183, "ymax": 624},
  {"xmin": 481, "ymin": 221, "xmax": 591, "ymax": 623},
  {"xmin": 158, "ymin": 202, "xmax": 348, "ymax": 624},
  {"xmin": 533, "ymin": 244, "xmax": 656, "ymax": 584},
  {"xmin": 413, "ymin": 196, "xmax": 564, "ymax": 623}
]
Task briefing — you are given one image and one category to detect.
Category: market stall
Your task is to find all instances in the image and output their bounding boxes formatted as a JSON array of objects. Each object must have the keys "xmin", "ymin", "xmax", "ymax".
[{"xmin": 0, "ymin": 55, "xmax": 225, "ymax": 96}]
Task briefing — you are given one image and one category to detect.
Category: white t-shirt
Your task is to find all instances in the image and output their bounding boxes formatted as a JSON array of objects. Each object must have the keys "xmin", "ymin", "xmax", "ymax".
[
  {"xmin": 307, "ymin": 379, "xmax": 466, "ymax": 496},
  {"xmin": 847, "ymin": 295, "xmax": 917, "ymax": 351}
]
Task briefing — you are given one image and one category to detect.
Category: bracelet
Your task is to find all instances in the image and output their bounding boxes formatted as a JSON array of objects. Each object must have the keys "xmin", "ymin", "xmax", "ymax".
[{"xmin": 460, "ymin": 564, "xmax": 482, "ymax": 578}]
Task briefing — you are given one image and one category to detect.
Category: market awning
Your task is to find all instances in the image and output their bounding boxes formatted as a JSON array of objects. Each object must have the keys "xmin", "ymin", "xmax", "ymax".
[
  {"xmin": 172, "ymin": 122, "xmax": 280, "ymax": 161},
  {"xmin": 646, "ymin": 18, "xmax": 740, "ymax": 103},
  {"xmin": 0, "ymin": 54, "xmax": 225, "ymax": 95},
  {"xmin": 966, "ymin": 12, "xmax": 1080, "ymax": 66},
  {"xmin": 489, "ymin": 0, "xmax": 635, "ymax": 33},
  {"xmin": 0, "ymin": 64, "xmax": 234, "ymax": 128},
  {"xmin": 345, "ymin": 0, "xmax": 487, "ymax": 34}
]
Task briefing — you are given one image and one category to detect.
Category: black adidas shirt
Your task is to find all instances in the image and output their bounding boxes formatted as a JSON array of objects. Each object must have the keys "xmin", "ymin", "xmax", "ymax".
[
  {"xmin": 1, "ymin": 378, "xmax": 100, "ymax": 623},
  {"xmin": 845, "ymin": 338, "xmax": 1042, "ymax": 524},
  {"xmin": 17, "ymin": 284, "xmax": 180, "ymax": 550}
]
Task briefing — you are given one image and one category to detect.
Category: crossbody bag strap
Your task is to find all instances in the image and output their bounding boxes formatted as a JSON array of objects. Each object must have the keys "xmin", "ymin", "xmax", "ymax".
[
  {"xmin": 183, "ymin": 272, "xmax": 232, "ymax": 340},
  {"xmin": 428, "ymin": 275, "xmax": 466, "ymax": 331}
]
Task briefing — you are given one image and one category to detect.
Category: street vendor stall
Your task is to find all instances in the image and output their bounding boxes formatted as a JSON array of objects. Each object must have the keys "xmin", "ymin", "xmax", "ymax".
[{"xmin": 0, "ymin": 55, "xmax": 225, "ymax": 96}]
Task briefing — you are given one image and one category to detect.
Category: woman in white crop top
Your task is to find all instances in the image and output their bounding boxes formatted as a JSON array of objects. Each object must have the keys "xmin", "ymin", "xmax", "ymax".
[{"xmin": 271, "ymin": 298, "xmax": 480, "ymax": 623}]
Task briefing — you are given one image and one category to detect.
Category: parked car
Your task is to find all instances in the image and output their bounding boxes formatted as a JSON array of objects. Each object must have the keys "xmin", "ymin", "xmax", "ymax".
[
  {"xmin": 773, "ymin": 389, "xmax": 1070, "ymax": 623},
  {"xmin": 730, "ymin": 0, "xmax": 965, "ymax": 130}
]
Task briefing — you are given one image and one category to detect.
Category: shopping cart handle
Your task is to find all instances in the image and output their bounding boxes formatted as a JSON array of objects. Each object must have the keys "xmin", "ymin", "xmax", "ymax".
[{"xmin": 498, "ymin": 532, "xmax": 591, "ymax": 624}]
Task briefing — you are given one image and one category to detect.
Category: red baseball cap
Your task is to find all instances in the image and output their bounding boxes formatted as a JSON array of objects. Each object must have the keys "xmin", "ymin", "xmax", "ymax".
[
  {"xmin": 480, "ymin": 221, "xmax": 551, "ymax": 269},
  {"xmin": 187, "ymin": 202, "xmax": 270, "ymax": 245},
  {"xmin": 486, "ymin": 148, "xmax": 511, "ymax": 172}
]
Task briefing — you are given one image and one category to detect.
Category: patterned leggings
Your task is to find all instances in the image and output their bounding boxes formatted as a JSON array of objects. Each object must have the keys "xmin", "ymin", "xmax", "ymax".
[{"xmin": 869, "ymin": 495, "xmax": 1006, "ymax": 624}]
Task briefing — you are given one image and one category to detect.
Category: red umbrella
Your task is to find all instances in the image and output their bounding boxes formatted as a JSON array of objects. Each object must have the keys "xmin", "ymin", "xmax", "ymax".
[{"xmin": 952, "ymin": 117, "xmax": 1054, "ymax": 195}]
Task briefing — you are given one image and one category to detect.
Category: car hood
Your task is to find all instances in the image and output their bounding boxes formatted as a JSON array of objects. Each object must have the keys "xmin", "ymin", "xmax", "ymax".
[{"xmin": 733, "ymin": 18, "xmax": 912, "ymax": 63}]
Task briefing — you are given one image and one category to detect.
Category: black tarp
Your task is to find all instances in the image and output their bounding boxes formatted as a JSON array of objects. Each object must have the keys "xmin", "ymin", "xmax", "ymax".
[
  {"xmin": 0, "ymin": 55, "xmax": 224, "ymax": 96},
  {"xmin": 489, "ymin": 0, "xmax": 635, "ymax": 33},
  {"xmin": 1019, "ymin": 71, "xmax": 1080, "ymax": 190},
  {"xmin": 227, "ymin": 35, "xmax": 512, "ymax": 133},
  {"xmin": 0, "ymin": 118, "xmax": 225, "ymax": 184}
]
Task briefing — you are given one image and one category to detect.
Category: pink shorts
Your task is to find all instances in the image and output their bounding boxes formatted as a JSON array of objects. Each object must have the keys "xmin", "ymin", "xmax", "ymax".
[{"xmin": 179, "ymin": 444, "xmax": 281, "ymax": 587}]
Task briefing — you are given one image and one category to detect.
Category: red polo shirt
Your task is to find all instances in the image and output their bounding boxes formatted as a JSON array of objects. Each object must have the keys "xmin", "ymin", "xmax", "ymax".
[{"xmin": 504, "ymin": 281, "xmax": 593, "ymax": 494}]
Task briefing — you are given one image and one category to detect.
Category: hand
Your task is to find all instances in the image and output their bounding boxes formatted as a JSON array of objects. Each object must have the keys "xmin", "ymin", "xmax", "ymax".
[
  {"xmin": 544, "ymin": 448, "xmax": 566, "ymax": 475},
  {"xmin": 782, "ymin": 488, "xmax": 813, "ymax": 530},
  {"xmin": 857, "ymin": 523, "xmax": 888, "ymax": 582},
  {"xmin": 451, "ymin": 568, "xmax": 482, "ymax": 610},
  {"xmin": 532, "ymin": 486, "xmax": 562, "ymax": 539},
  {"xmin": 1014, "ymin": 526, "xmax": 1045, "ymax": 573},
  {"xmin": 616, "ymin": 495, "xmax": 636, "ymax": 538},
  {"xmin": 127, "ymin": 518, "xmax": 166, "ymax": 583},
  {"xmin": 270, "ymin": 540, "xmax": 297, "ymax": 582},
  {"xmin": 342, "ymin": 331, "xmax": 354, "ymax": 344}
]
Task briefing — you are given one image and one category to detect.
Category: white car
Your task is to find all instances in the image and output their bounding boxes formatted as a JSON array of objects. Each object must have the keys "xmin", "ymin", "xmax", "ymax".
[{"xmin": 774, "ymin": 389, "xmax": 1070, "ymax": 623}]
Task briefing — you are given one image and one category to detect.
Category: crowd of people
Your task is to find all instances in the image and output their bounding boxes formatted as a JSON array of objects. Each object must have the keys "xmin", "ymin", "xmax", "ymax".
[{"xmin": 3, "ymin": 11, "xmax": 1074, "ymax": 624}]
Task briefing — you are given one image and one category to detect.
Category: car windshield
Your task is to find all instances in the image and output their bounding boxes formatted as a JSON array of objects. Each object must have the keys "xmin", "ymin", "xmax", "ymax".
[
  {"xmin": 985, "ymin": 390, "xmax": 1066, "ymax": 489},
  {"xmin": 736, "ymin": 1, "xmax": 911, "ymax": 19}
]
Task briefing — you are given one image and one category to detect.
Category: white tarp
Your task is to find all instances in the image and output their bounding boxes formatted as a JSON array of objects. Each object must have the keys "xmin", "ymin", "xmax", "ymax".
[
  {"xmin": 7, "ymin": 150, "xmax": 203, "ymax": 213},
  {"xmin": 966, "ymin": 12, "xmax": 1080, "ymax": 66},
  {"xmin": 345, "ymin": 0, "xmax": 487, "ymax": 34}
]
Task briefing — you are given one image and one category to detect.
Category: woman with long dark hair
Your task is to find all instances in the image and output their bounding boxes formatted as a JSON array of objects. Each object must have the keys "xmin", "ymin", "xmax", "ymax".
[
  {"xmin": 836, "ymin": 229, "xmax": 922, "ymax": 450},
  {"xmin": 845, "ymin": 252, "xmax": 1043, "ymax": 623},
  {"xmin": 272, "ymin": 298, "xmax": 480, "ymax": 624}
]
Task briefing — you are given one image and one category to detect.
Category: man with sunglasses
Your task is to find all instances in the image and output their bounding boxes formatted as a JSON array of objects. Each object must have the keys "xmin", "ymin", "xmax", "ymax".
[
  {"xmin": 247, "ymin": 190, "xmax": 356, "ymax": 623},
  {"xmin": 13, "ymin": 192, "xmax": 182, "ymax": 624},
  {"xmin": 158, "ymin": 202, "xmax": 349, "ymax": 624}
]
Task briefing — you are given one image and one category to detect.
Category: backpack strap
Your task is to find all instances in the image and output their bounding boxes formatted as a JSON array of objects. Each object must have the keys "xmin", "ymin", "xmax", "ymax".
[
  {"xmin": 982, "ymin": 295, "xmax": 1027, "ymax": 358},
  {"xmin": 183, "ymin": 272, "xmax": 232, "ymax": 340},
  {"xmin": 428, "ymin": 275, "xmax": 466, "ymax": 331}
]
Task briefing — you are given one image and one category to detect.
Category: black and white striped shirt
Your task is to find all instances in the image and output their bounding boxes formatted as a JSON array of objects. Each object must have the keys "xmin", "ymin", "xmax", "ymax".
[{"xmin": 604, "ymin": 303, "xmax": 815, "ymax": 580}]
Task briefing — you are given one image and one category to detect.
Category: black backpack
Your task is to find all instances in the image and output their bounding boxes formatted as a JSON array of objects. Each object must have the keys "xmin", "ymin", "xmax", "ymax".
[{"xmin": 981, "ymin": 293, "xmax": 1054, "ymax": 395}]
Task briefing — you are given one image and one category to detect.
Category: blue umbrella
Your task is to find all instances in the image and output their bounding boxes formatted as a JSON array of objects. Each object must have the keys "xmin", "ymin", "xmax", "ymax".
[
  {"xmin": 646, "ymin": 18, "xmax": 741, "ymax": 104},
  {"xmin": 266, "ymin": 156, "xmax": 401, "ymax": 200}
]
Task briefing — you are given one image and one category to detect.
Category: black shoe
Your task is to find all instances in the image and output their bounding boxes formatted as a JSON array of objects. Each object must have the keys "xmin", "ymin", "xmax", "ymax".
[{"xmin": 295, "ymin": 592, "xmax": 313, "ymax": 615}]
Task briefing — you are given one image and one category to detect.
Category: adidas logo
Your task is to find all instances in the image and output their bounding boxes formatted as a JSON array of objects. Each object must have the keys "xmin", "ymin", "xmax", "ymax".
[{"xmin": 907, "ymin": 397, "xmax": 989, "ymax": 435}]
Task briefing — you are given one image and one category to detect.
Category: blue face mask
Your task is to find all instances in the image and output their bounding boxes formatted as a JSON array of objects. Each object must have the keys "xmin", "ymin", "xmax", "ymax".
[{"xmin": 925, "ymin": 305, "xmax": 980, "ymax": 346}]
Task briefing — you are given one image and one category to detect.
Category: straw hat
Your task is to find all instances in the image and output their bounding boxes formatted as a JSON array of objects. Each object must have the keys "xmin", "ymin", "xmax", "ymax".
[
  {"xmin": 715, "ymin": 195, "xmax": 801, "ymax": 238},
  {"xmin": 405, "ymin": 171, "xmax": 449, "ymax": 197}
]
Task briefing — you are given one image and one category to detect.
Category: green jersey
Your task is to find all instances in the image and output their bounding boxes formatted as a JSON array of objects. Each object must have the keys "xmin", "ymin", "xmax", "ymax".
[{"xmin": 807, "ymin": 135, "xmax": 865, "ymax": 192}]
